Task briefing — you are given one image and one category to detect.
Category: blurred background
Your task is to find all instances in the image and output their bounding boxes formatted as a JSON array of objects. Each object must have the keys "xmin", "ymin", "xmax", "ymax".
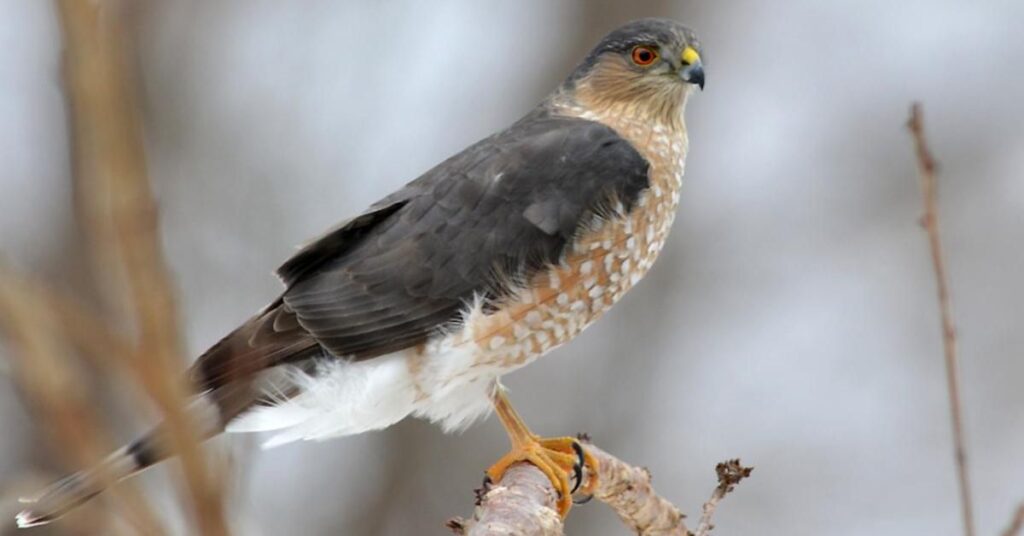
[{"xmin": 2, "ymin": 0, "xmax": 1023, "ymax": 534}]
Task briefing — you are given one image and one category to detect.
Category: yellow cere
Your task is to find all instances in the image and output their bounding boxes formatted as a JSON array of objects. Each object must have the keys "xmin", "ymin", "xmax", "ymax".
[{"xmin": 682, "ymin": 46, "xmax": 701, "ymax": 66}]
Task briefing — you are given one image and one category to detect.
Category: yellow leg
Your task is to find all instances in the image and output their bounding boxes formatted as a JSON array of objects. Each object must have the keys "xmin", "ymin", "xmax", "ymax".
[{"xmin": 485, "ymin": 388, "xmax": 599, "ymax": 517}]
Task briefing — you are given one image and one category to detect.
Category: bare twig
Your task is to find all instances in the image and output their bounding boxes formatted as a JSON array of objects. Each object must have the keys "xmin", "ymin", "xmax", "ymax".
[
  {"xmin": 693, "ymin": 460, "xmax": 753, "ymax": 536},
  {"xmin": 1003, "ymin": 503, "xmax": 1024, "ymax": 536},
  {"xmin": 449, "ymin": 441, "xmax": 750, "ymax": 536},
  {"xmin": 54, "ymin": 0, "xmax": 227, "ymax": 533},
  {"xmin": 907, "ymin": 103, "xmax": 975, "ymax": 536}
]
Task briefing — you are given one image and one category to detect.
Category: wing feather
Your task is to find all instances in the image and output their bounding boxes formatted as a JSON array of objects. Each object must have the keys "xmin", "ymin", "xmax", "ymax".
[
  {"xmin": 282, "ymin": 114, "xmax": 650, "ymax": 360},
  {"xmin": 191, "ymin": 112, "xmax": 650, "ymax": 392}
]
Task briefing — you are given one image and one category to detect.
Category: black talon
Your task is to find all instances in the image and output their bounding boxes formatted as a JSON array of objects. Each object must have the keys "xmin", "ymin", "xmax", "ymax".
[
  {"xmin": 474, "ymin": 475, "xmax": 493, "ymax": 505},
  {"xmin": 570, "ymin": 441, "xmax": 585, "ymax": 494},
  {"xmin": 570, "ymin": 462, "xmax": 583, "ymax": 494},
  {"xmin": 573, "ymin": 493, "xmax": 595, "ymax": 505}
]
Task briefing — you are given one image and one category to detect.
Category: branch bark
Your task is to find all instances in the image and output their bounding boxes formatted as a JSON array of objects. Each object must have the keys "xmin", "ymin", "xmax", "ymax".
[
  {"xmin": 447, "ymin": 463, "xmax": 564, "ymax": 536},
  {"xmin": 448, "ymin": 441, "xmax": 750, "ymax": 536},
  {"xmin": 693, "ymin": 460, "xmax": 753, "ymax": 536},
  {"xmin": 587, "ymin": 444, "xmax": 689, "ymax": 535},
  {"xmin": 907, "ymin": 103, "xmax": 975, "ymax": 536}
]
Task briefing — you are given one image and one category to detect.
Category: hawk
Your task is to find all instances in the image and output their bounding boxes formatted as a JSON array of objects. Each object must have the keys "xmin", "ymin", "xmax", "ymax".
[{"xmin": 18, "ymin": 18, "xmax": 704, "ymax": 527}]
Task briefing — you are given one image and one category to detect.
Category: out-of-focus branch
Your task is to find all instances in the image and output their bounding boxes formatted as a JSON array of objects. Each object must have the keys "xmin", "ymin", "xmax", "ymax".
[
  {"xmin": 1003, "ymin": 503, "xmax": 1024, "ymax": 536},
  {"xmin": 0, "ymin": 265, "xmax": 162, "ymax": 534},
  {"xmin": 54, "ymin": 0, "xmax": 227, "ymax": 533},
  {"xmin": 907, "ymin": 103, "xmax": 975, "ymax": 536},
  {"xmin": 448, "ymin": 441, "xmax": 750, "ymax": 536}
]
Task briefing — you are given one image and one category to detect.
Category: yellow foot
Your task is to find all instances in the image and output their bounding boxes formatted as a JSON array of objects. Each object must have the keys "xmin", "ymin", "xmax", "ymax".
[
  {"xmin": 486, "ymin": 389, "xmax": 600, "ymax": 517},
  {"xmin": 537, "ymin": 436, "xmax": 599, "ymax": 498}
]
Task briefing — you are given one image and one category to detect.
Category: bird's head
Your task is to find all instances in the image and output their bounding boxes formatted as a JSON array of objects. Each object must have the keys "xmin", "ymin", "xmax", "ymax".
[{"xmin": 562, "ymin": 19, "xmax": 704, "ymax": 125}]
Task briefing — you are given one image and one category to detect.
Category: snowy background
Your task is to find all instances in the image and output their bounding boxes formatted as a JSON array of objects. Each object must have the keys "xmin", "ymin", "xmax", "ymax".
[{"xmin": 1, "ymin": 1, "xmax": 1022, "ymax": 534}]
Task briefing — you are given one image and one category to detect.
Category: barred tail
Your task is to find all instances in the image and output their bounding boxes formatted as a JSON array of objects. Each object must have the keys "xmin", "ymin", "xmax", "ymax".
[
  {"xmin": 15, "ymin": 433, "xmax": 164, "ymax": 528},
  {"xmin": 16, "ymin": 394, "xmax": 226, "ymax": 528},
  {"xmin": 15, "ymin": 332, "xmax": 310, "ymax": 528}
]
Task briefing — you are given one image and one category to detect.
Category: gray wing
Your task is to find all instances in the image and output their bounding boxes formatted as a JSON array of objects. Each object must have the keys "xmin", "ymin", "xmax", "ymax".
[
  {"xmin": 282, "ymin": 114, "xmax": 650, "ymax": 358},
  {"xmin": 192, "ymin": 113, "xmax": 649, "ymax": 391}
]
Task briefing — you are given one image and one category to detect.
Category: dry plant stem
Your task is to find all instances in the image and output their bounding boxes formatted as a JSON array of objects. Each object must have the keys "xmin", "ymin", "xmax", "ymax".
[
  {"xmin": 2, "ymin": 268, "xmax": 136, "ymax": 366},
  {"xmin": 907, "ymin": 103, "xmax": 975, "ymax": 536},
  {"xmin": 0, "ymin": 267, "xmax": 163, "ymax": 534},
  {"xmin": 1004, "ymin": 503, "xmax": 1024, "ymax": 536},
  {"xmin": 55, "ymin": 1, "xmax": 227, "ymax": 534}
]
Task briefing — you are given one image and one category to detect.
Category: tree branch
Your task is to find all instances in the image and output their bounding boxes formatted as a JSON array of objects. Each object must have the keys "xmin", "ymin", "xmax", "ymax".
[
  {"xmin": 587, "ymin": 443, "xmax": 689, "ymax": 535},
  {"xmin": 447, "ymin": 463, "xmax": 564, "ymax": 536},
  {"xmin": 906, "ymin": 103, "xmax": 975, "ymax": 536},
  {"xmin": 448, "ymin": 440, "xmax": 751, "ymax": 536},
  {"xmin": 693, "ymin": 460, "xmax": 753, "ymax": 536}
]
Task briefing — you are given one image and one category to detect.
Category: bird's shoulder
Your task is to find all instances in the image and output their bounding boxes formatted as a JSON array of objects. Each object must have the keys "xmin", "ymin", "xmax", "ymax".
[
  {"xmin": 278, "ymin": 111, "xmax": 650, "ymax": 286},
  {"xmin": 268, "ymin": 110, "xmax": 652, "ymax": 360}
]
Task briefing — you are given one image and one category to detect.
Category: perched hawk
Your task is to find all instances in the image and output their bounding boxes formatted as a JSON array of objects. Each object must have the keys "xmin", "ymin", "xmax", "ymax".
[{"xmin": 18, "ymin": 18, "xmax": 704, "ymax": 526}]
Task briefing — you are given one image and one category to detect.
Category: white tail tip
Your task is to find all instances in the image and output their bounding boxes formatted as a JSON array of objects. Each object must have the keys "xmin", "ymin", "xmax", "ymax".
[{"xmin": 15, "ymin": 509, "xmax": 52, "ymax": 529}]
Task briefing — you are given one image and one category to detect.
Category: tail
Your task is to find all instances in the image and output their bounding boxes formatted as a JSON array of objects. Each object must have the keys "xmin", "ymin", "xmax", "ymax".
[
  {"xmin": 17, "ymin": 304, "xmax": 319, "ymax": 528},
  {"xmin": 16, "ymin": 393, "xmax": 228, "ymax": 528},
  {"xmin": 15, "ymin": 432, "xmax": 167, "ymax": 528}
]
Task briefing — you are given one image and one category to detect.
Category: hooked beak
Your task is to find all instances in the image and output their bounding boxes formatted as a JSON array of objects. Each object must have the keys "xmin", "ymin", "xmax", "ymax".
[
  {"xmin": 683, "ymin": 62, "xmax": 705, "ymax": 90},
  {"xmin": 680, "ymin": 45, "xmax": 704, "ymax": 90}
]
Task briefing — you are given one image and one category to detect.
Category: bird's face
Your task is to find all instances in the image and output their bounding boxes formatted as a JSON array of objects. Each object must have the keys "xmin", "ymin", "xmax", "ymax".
[
  {"xmin": 619, "ymin": 41, "xmax": 704, "ymax": 91},
  {"xmin": 566, "ymin": 19, "xmax": 704, "ymax": 125}
]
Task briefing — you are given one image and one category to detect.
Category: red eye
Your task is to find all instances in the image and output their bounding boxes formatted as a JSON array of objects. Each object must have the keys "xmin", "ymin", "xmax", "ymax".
[{"xmin": 631, "ymin": 45, "xmax": 658, "ymax": 66}]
